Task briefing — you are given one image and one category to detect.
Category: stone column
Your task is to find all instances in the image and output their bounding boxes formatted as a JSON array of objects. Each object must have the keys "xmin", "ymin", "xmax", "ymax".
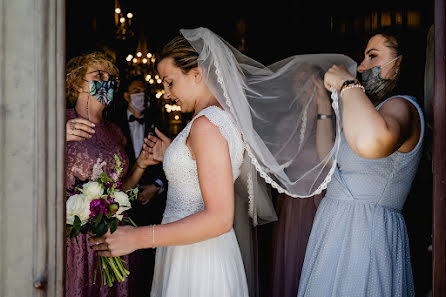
[{"xmin": 0, "ymin": 0, "xmax": 65, "ymax": 296}]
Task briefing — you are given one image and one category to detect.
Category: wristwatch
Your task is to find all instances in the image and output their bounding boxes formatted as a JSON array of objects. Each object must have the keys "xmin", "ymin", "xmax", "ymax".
[{"xmin": 340, "ymin": 79, "xmax": 359, "ymax": 91}]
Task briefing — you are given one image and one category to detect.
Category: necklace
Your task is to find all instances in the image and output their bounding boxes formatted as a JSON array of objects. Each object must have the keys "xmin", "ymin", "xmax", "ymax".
[
  {"xmin": 86, "ymin": 95, "xmax": 90, "ymax": 121},
  {"xmin": 73, "ymin": 96, "xmax": 111, "ymax": 150}
]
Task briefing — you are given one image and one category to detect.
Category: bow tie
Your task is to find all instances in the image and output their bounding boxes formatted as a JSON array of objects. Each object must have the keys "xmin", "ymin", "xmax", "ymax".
[{"xmin": 129, "ymin": 115, "xmax": 145, "ymax": 124}]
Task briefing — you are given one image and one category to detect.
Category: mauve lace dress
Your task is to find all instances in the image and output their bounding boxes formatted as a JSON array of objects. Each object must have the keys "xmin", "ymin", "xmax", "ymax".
[
  {"xmin": 270, "ymin": 192, "xmax": 324, "ymax": 297},
  {"xmin": 269, "ymin": 131, "xmax": 325, "ymax": 297},
  {"xmin": 65, "ymin": 108, "xmax": 137, "ymax": 297}
]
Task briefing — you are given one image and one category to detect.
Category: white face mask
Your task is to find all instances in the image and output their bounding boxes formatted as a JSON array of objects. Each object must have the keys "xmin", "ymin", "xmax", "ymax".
[{"xmin": 129, "ymin": 92, "xmax": 149, "ymax": 113}]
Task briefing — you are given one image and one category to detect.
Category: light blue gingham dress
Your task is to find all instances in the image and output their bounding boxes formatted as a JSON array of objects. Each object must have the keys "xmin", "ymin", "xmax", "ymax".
[{"xmin": 298, "ymin": 95, "xmax": 424, "ymax": 297}]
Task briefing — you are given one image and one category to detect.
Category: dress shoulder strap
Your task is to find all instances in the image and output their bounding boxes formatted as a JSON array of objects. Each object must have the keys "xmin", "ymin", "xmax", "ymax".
[{"xmin": 184, "ymin": 105, "xmax": 237, "ymax": 141}]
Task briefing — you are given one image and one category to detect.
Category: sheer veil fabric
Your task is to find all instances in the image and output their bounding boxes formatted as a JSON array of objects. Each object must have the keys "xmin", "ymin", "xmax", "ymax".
[{"xmin": 181, "ymin": 27, "xmax": 357, "ymax": 226}]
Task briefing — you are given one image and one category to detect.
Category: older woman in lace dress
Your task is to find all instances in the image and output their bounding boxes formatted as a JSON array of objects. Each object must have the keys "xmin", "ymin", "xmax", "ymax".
[{"xmin": 65, "ymin": 52, "xmax": 156, "ymax": 297}]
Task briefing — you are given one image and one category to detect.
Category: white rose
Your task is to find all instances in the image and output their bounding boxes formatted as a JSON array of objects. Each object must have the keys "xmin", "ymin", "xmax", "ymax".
[
  {"xmin": 66, "ymin": 194, "xmax": 90, "ymax": 225},
  {"xmin": 81, "ymin": 181, "xmax": 104, "ymax": 201},
  {"xmin": 113, "ymin": 191, "xmax": 131, "ymax": 215}
]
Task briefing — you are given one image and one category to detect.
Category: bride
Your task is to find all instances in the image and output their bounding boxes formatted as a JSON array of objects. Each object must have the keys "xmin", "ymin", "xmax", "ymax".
[{"xmin": 90, "ymin": 27, "xmax": 355, "ymax": 297}]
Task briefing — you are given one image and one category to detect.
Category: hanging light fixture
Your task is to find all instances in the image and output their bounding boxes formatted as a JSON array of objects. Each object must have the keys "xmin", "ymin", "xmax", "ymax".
[{"xmin": 114, "ymin": 0, "xmax": 134, "ymax": 40}]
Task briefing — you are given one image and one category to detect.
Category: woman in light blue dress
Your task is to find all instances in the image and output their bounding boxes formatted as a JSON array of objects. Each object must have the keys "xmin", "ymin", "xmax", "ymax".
[{"xmin": 298, "ymin": 27, "xmax": 423, "ymax": 297}]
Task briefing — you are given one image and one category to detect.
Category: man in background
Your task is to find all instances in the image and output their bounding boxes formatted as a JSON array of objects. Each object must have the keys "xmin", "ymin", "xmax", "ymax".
[{"xmin": 109, "ymin": 74, "xmax": 167, "ymax": 296}]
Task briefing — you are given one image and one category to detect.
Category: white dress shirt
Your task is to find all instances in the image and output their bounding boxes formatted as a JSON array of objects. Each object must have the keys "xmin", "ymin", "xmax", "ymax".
[
  {"xmin": 127, "ymin": 109, "xmax": 145, "ymax": 158},
  {"xmin": 127, "ymin": 109, "xmax": 164, "ymax": 193}
]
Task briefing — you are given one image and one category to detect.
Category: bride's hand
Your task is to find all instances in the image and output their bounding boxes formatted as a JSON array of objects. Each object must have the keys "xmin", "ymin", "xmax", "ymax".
[
  {"xmin": 89, "ymin": 225, "xmax": 139, "ymax": 257},
  {"xmin": 143, "ymin": 128, "xmax": 172, "ymax": 163},
  {"xmin": 137, "ymin": 148, "xmax": 160, "ymax": 168}
]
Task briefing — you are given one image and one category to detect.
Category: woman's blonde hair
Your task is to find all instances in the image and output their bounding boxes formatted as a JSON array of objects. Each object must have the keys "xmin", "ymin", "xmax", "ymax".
[
  {"xmin": 157, "ymin": 36, "xmax": 199, "ymax": 73},
  {"xmin": 65, "ymin": 51, "xmax": 119, "ymax": 105}
]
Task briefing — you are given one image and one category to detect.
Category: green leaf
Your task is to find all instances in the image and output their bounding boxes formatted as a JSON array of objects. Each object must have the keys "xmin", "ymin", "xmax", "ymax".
[
  {"xmin": 100, "ymin": 172, "xmax": 111, "ymax": 184},
  {"xmin": 94, "ymin": 221, "xmax": 108, "ymax": 237},
  {"xmin": 73, "ymin": 216, "xmax": 81, "ymax": 230},
  {"xmin": 126, "ymin": 187, "xmax": 139, "ymax": 201},
  {"xmin": 80, "ymin": 224, "xmax": 89, "ymax": 234},
  {"xmin": 93, "ymin": 213, "xmax": 103, "ymax": 229},
  {"xmin": 109, "ymin": 219, "xmax": 118, "ymax": 234},
  {"xmin": 66, "ymin": 225, "xmax": 73, "ymax": 238}
]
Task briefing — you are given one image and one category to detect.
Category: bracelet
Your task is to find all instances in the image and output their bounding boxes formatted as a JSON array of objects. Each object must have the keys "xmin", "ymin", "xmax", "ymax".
[
  {"xmin": 136, "ymin": 161, "xmax": 147, "ymax": 170},
  {"xmin": 340, "ymin": 79, "xmax": 359, "ymax": 91},
  {"xmin": 152, "ymin": 224, "xmax": 156, "ymax": 249},
  {"xmin": 317, "ymin": 114, "xmax": 333, "ymax": 120},
  {"xmin": 340, "ymin": 83, "xmax": 365, "ymax": 97}
]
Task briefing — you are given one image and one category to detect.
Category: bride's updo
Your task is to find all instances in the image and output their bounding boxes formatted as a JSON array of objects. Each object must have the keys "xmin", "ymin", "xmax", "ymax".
[{"xmin": 158, "ymin": 36, "xmax": 199, "ymax": 73}]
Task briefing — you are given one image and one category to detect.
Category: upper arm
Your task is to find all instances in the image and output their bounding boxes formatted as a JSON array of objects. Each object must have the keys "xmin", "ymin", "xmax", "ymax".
[
  {"xmin": 188, "ymin": 116, "xmax": 234, "ymax": 217},
  {"xmin": 374, "ymin": 97, "xmax": 413, "ymax": 155}
]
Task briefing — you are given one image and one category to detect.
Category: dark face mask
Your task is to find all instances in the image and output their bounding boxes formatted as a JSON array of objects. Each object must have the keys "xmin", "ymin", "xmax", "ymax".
[
  {"xmin": 360, "ymin": 56, "xmax": 400, "ymax": 103},
  {"xmin": 87, "ymin": 79, "xmax": 116, "ymax": 106}
]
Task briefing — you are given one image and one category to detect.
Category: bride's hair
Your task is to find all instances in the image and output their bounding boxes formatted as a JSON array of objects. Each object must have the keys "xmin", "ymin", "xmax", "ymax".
[{"xmin": 157, "ymin": 36, "xmax": 199, "ymax": 73}]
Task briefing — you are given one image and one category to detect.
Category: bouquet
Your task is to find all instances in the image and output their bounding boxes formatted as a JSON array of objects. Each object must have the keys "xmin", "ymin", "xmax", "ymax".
[{"xmin": 66, "ymin": 154, "xmax": 138, "ymax": 287}]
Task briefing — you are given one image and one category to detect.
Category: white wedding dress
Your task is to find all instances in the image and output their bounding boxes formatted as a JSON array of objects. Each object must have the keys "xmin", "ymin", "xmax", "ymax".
[{"xmin": 150, "ymin": 105, "xmax": 249, "ymax": 297}]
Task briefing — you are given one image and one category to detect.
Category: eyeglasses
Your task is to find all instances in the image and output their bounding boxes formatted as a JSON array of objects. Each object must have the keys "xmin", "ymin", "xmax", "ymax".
[{"xmin": 86, "ymin": 70, "xmax": 115, "ymax": 81}]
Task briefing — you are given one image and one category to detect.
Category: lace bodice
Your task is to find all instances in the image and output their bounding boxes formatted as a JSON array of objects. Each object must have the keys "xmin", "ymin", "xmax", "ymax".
[
  {"xmin": 162, "ymin": 106, "xmax": 245, "ymax": 219},
  {"xmin": 65, "ymin": 109, "xmax": 129, "ymax": 190}
]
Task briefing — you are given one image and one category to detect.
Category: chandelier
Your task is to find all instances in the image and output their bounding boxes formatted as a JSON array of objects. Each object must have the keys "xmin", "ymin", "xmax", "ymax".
[
  {"xmin": 113, "ymin": 0, "xmax": 183, "ymax": 135},
  {"xmin": 124, "ymin": 31, "xmax": 164, "ymax": 100},
  {"xmin": 114, "ymin": 0, "xmax": 134, "ymax": 40}
]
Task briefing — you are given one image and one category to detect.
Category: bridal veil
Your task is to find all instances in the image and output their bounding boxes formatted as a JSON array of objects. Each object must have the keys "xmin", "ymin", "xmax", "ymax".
[{"xmin": 180, "ymin": 27, "xmax": 356, "ymax": 226}]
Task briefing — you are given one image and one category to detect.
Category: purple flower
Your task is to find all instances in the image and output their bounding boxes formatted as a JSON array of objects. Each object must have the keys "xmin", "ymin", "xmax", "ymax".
[
  {"xmin": 110, "ymin": 170, "xmax": 118, "ymax": 181},
  {"xmin": 105, "ymin": 180, "xmax": 114, "ymax": 189},
  {"xmin": 89, "ymin": 198, "xmax": 110, "ymax": 218}
]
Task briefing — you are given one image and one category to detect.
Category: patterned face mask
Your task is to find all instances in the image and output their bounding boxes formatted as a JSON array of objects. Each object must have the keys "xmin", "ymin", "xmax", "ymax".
[
  {"xmin": 87, "ymin": 79, "xmax": 116, "ymax": 106},
  {"xmin": 360, "ymin": 55, "xmax": 400, "ymax": 103}
]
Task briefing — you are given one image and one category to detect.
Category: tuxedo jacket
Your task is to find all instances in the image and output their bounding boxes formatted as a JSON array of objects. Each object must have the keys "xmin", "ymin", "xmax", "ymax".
[{"xmin": 108, "ymin": 99, "xmax": 168, "ymax": 226}]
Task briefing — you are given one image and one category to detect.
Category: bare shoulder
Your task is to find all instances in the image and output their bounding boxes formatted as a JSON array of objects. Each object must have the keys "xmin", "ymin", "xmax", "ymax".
[
  {"xmin": 190, "ymin": 115, "xmax": 222, "ymax": 137},
  {"xmin": 379, "ymin": 96, "xmax": 412, "ymax": 114},
  {"xmin": 379, "ymin": 96, "xmax": 422, "ymax": 152},
  {"xmin": 378, "ymin": 96, "xmax": 416, "ymax": 125},
  {"xmin": 188, "ymin": 115, "xmax": 227, "ymax": 154}
]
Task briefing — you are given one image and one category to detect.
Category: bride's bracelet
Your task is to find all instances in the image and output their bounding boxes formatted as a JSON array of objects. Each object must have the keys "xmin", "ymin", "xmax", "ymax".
[
  {"xmin": 136, "ymin": 161, "xmax": 147, "ymax": 170},
  {"xmin": 340, "ymin": 83, "xmax": 365, "ymax": 97}
]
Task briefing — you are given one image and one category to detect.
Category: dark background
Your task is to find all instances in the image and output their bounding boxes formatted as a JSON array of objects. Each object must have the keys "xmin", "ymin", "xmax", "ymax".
[
  {"xmin": 66, "ymin": 1, "xmax": 433, "ymax": 66},
  {"xmin": 66, "ymin": 1, "xmax": 435, "ymax": 296}
]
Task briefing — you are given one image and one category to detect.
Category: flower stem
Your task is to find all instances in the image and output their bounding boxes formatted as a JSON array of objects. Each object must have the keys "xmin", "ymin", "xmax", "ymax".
[
  {"xmin": 102, "ymin": 257, "xmax": 113, "ymax": 287},
  {"xmin": 126, "ymin": 217, "xmax": 138, "ymax": 227},
  {"xmin": 106, "ymin": 256, "xmax": 124, "ymax": 282},
  {"xmin": 114, "ymin": 256, "xmax": 130, "ymax": 277}
]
